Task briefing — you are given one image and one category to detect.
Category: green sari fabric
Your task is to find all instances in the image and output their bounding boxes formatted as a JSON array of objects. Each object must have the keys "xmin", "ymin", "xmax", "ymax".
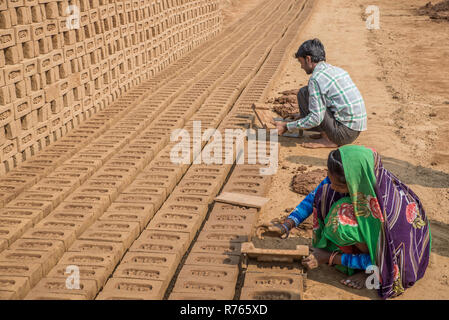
[{"xmin": 312, "ymin": 145, "xmax": 383, "ymax": 275}]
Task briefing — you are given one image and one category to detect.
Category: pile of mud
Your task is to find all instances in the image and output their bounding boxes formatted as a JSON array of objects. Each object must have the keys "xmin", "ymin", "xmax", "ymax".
[
  {"xmin": 269, "ymin": 89, "xmax": 299, "ymax": 119},
  {"xmin": 291, "ymin": 169, "xmax": 328, "ymax": 195},
  {"xmin": 418, "ymin": 1, "xmax": 449, "ymax": 20}
]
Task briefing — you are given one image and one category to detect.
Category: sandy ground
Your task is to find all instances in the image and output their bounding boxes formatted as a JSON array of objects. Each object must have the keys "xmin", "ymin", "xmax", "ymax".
[
  {"xmin": 221, "ymin": 0, "xmax": 266, "ymax": 26},
  {"xmin": 259, "ymin": 0, "xmax": 449, "ymax": 300}
]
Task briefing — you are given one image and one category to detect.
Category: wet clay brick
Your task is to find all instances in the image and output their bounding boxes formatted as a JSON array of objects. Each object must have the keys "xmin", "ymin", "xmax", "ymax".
[
  {"xmin": 177, "ymin": 265, "xmax": 239, "ymax": 284},
  {"xmin": 243, "ymin": 273, "xmax": 304, "ymax": 292},
  {"xmin": 15, "ymin": 192, "xmax": 62, "ymax": 208},
  {"xmin": 213, "ymin": 203, "xmax": 258, "ymax": 215},
  {"xmin": 38, "ymin": 178, "xmax": 80, "ymax": 194},
  {"xmin": 166, "ymin": 194, "xmax": 211, "ymax": 207},
  {"xmin": 133, "ymin": 230, "xmax": 190, "ymax": 253},
  {"xmin": 34, "ymin": 219, "xmax": 87, "ymax": 237},
  {"xmin": 9, "ymin": 239, "xmax": 64, "ymax": 260},
  {"xmin": 0, "ymin": 275, "xmax": 31, "ymax": 300},
  {"xmin": 68, "ymin": 240, "xmax": 125, "ymax": 265},
  {"xmin": 134, "ymin": 174, "xmax": 177, "ymax": 194},
  {"xmin": 129, "ymin": 235, "xmax": 186, "ymax": 258},
  {"xmin": 27, "ymin": 185, "xmax": 73, "ymax": 203},
  {"xmin": 0, "ymin": 249, "xmax": 58, "ymax": 275},
  {"xmin": 84, "ymin": 179, "xmax": 123, "ymax": 193},
  {"xmin": 7, "ymin": 199, "xmax": 53, "ymax": 216},
  {"xmin": 79, "ymin": 229, "xmax": 136, "ymax": 250},
  {"xmin": 159, "ymin": 202, "xmax": 208, "ymax": 218},
  {"xmin": 184, "ymin": 253, "xmax": 240, "ymax": 270},
  {"xmin": 122, "ymin": 186, "xmax": 167, "ymax": 202},
  {"xmin": 106, "ymin": 202, "xmax": 154, "ymax": 221},
  {"xmin": 21, "ymin": 228, "xmax": 76, "ymax": 250},
  {"xmin": 177, "ymin": 179, "xmax": 221, "ymax": 197},
  {"xmin": 88, "ymin": 221, "xmax": 140, "ymax": 241},
  {"xmin": 239, "ymin": 287, "xmax": 301, "ymax": 300},
  {"xmin": 46, "ymin": 264, "xmax": 109, "ymax": 292},
  {"xmin": 58, "ymin": 252, "xmax": 116, "ymax": 275},
  {"xmin": 58, "ymin": 202, "xmax": 104, "ymax": 218},
  {"xmin": 191, "ymin": 241, "xmax": 242, "ymax": 256},
  {"xmin": 196, "ymin": 230, "xmax": 249, "ymax": 243},
  {"xmin": 99, "ymin": 211, "xmax": 150, "ymax": 233},
  {"xmin": 172, "ymin": 277, "xmax": 235, "ymax": 300},
  {"xmin": 0, "ymin": 239, "xmax": 6, "ymax": 252},
  {"xmin": 147, "ymin": 215, "xmax": 201, "ymax": 242},
  {"xmin": 64, "ymin": 193, "xmax": 111, "ymax": 211},
  {"xmin": 0, "ymin": 217, "xmax": 33, "ymax": 243},
  {"xmin": 0, "ymin": 261, "xmax": 42, "ymax": 287},
  {"xmin": 31, "ymin": 277, "xmax": 97, "ymax": 300},
  {"xmin": 120, "ymin": 252, "xmax": 180, "ymax": 276},
  {"xmin": 46, "ymin": 210, "xmax": 96, "ymax": 230},
  {"xmin": 76, "ymin": 186, "xmax": 118, "ymax": 203},
  {"xmin": 169, "ymin": 292, "xmax": 227, "ymax": 300},
  {"xmin": 245, "ymin": 261, "xmax": 304, "ymax": 275},
  {"xmin": 143, "ymin": 166, "xmax": 183, "ymax": 182},
  {"xmin": 207, "ymin": 210, "xmax": 257, "ymax": 226},
  {"xmin": 113, "ymin": 264, "xmax": 171, "ymax": 291},
  {"xmin": 115, "ymin": 194, "xmax": 164, "ymax": 212},
  {"xmin": 222, "ymin": 180, "xmax": 269, "ymax": 197},
  {"xmin": 97, "ymin": 278, "xmax": 164, "ymax": 300},
  {"xmin": 203, "ymin": 220, "xmax": 253, "ymax": 235}
]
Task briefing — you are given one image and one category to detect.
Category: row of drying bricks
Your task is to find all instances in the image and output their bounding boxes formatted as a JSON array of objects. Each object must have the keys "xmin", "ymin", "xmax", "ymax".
[{"xmin": 0, "ymin": 0, "xmax": 300, "ymax": 298}]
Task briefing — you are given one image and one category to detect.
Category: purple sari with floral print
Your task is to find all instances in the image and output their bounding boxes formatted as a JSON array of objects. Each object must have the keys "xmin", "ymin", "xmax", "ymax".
[{"xmin": 313, "ymin": 147, "xmax": 431, "ymax": 299}]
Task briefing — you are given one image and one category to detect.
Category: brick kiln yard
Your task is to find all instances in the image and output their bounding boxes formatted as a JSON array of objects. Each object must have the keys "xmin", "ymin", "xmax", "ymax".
[{"xmin": 0, "ymin": 0, "xmax": 448, "ymax": 300}]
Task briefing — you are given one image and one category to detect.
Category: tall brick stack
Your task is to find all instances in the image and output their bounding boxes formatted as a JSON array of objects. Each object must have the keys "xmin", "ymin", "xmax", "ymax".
[{"xmin": 0, "ymin": 0, "xmax": 221, "ymax": 174}]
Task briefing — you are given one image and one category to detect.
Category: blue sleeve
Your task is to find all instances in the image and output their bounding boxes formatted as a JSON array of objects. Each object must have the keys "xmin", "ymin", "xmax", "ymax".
[
  {"xmin": 288, "ymin": 177, "xmax": 330, "ymax": 226},
  {"xmin": 341, "ymin": 254, "xmax": 372, "ymax": 270}
]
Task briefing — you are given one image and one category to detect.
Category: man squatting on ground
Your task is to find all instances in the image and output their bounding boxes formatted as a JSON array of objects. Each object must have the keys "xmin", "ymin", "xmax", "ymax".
[{"xmin": 274, "ymin": 39, "xmax": 368, "ymax": 148}]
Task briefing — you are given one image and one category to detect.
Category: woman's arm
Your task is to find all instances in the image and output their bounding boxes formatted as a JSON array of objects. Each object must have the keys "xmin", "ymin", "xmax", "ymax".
[
  {"xmin": 287, "ymin": 176, "xmax": 330, "ymax": 226},
  {"xmin": 335, "ymin": 253, "xmax": 372, "ymax": 270}
]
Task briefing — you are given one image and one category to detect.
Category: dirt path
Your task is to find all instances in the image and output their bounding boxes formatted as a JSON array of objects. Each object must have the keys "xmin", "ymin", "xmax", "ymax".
[{"xmin": 262, "ymin": 0, "xmax": 449, "ymax": 300}]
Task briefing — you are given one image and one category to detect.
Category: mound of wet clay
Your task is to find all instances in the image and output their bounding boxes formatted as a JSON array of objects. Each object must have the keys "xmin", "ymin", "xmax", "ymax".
[
  {"xmin": 252, "ymin": 236, "xmax": 310, "ymax": 250},
  {"xmin": 291, "ymin": 169, "xmax": 328, "ymax": 195},
  {"xmin": 272, "ymin": 103, "xmax": 297, "ymax": 119},
  {"xmin": 418, "ymin": 1, "xmax": 449, "ymax": 20}
]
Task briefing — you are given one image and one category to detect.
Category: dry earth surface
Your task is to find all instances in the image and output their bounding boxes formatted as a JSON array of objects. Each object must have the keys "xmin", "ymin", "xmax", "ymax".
[{"xmin": 261, "ymin": 0, "xmax": 449, "ymax": 300}]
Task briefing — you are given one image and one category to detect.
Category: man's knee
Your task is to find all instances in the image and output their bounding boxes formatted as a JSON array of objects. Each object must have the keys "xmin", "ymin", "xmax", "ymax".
[{"xmin": 297, "ymin": 86, "xmax": 309, "ymax": 116}]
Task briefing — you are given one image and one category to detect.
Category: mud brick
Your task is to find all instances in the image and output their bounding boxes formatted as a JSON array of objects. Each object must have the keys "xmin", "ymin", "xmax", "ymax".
[
  {"xmin": 17, "ymin": 190, "xmax": 62, "ymax": 208},
  {"xmin": 75, "ymin": 186, "xmax": 118, "ymax": 204},
  {"xmin": 0, "ymin": 239, "xmax": 6, "ymax": 252},
  {"xmin": 46, "ymin": 264, "xmax": 109, "ymax": 292},
  {"xmin": 0, "ymin": 191, "xmax": 15, "ymax": 208},
  {"xmin": 30, "ymin": 277, "xmax": 97, "ymax": 300},
  {"xmin": 88, "ymin": 221, "xmax": 140, "ymax": 242},
  {"xmin": 213, "ymin": 202, "xmax": 258, "ymax": 215},
  {"xmin": 191, "ymin": 240, "xmax": 242, "ymax": 257},
  {"xmin": 115, "ymin": 193, "xmax": 164, "ymax": 212},
  {"xmin": 98, "ymin": 278, "xmax": 164, "ymax": 300},
  {"xmin": 4, "ymin": 64, "xmax": 23, "ymax": 85},
  {"xmin": 0, "ymin": 249, "xmax": 59, "ymax": 275},
  {"xmin": 28, "ymin": 89, "xmax": 45, "ymax": 110},
  {"xmin": 176, "ymin": 180, "xmax": 221, "ymax": 200},
  {"xmin": 64, "ymin": 193, "xmax": 110, "ymax": 212},
  {"xmin": 68, "ymin": 240, "xmax": 125, "ymax": 266},
  {"xmin": 120, "ymin": 251, "xmax": 179, "ymax": 276},
  {"xmin": 113, "ymin": 263, "xmax": 172, "ymax": 291},
  {"xmin": 0, "ymin": 86, "xmax": 11, "ymax": 104},
  {"xmin": 130, "ymin": 231, "xmax": 186, "ymax": 257},
  {"xmin": 14, "ymin": 25, "xmax": 31, "ymax": 45},
  {"xmin": 79, "ymin": 228, "xmax": 136, "ymax": 250},
  {"xmin": 143, "ymin": 166, "xmax": 183, "ymax": 182},
  {"xmin": 0, "ymin": 216, "xmax": 33, "ymax": 238},
  {"xmin": 63, "ymin": 44, "xmax": 76, "ymax": 61},
  {"xmin": 167, "ymin": 194, "xmax": 212, "ymax": 208},
  {"xmin": 21, "ymin": 227, "xmax": 77, "ymax": 250},
  {"xmin": 39, "ymin": 177, "xmax": 79, "ymax": 193},
  {"xmin": 44, "ymin": 212, "xmax": 93, "ymax": 237},
  {"xmin": 179, "ymin": 264, "xmax": 239, "ymax": 285},
  {"xmin": 0, "ymin": 224, "xmax": 24, "ymax": 245},
  {"xmin": 0, "ymin": 208, "xmax": 43, "ymax": 225},
  {"xmin": 196, "ymin": 230, "xmax": 248, "ymax": 243},
  {"xmin": 202, "ymin": 220, "xmax": 254, "ymax": 236},
  {"xmin": 93, "ymin": 166, "xmax": 136, "ymax": 183},
  {"xmin": 5, "ymin": 44, "xmax": 23, "ymax": 65},
  {"xmin": 172, "ymin": 277, "xmax": 235, "ymax": 300},
  {"xmin": 0, "ymin": 105, "xmax": 14, "ymax": 128},
  {"xmin": 243, "ymin": 272, "xmax": 304, "ymax": 292},
  {"xmin": 222, "ymin": 180, "xmax": 269, "ymax": 197},
  {"xmin": 54, "ymin": 165, "xmax": 95, "ymax": 183},
  {"xmin": 7, "ymin": 199, "xmax": 53, "ymax": 217},
  {"xmin": 239, "ymin": 287, "xmax": 301, "ymax": 300},
  {"xmin": 147, "ymin": 215, "xmax": 202, "ymax": 242},
  {"xmin": 58, "ymin": 251, "xmax": 117, "ymax": 276},
  {"xmin": 0, "ymin": 275, "xmax": 31, "ymax": 299},
  {"xmin": 34, "ymin": 219, "xmax": 87, "ymax": 238},
  {"xmin": 0, "ymin": 29, "xmax": 15, "ymax": 50},
  {"xmin": 245, "ymin": 260, "xmax": 304, "ymax": 275},
  {"xmin": 9, "ymin": 239, "xmax": 64, "ymax": 260},
  {"xmin": 16, "ymin": 130, "xmax": 34, "ymax": 151},
  {"xmin": 0, "ymin": 261, "xmax": 42, "ymax": 287},
  {"xmin": 208, "ymin": 210, "xmax": 257, "ymax": 227},
  {"xmin": 57, "ymin": 202, "xmax": 104, "ymax": 219}
]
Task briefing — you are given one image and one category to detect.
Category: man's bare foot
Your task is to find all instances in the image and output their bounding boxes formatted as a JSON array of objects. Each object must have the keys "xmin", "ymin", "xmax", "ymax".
[
  {"xmin": 340, "ymin": 273, "xmax": 368, "ymax": 290},
  {"xmin": 301, "ymin": 138, "xmax": 338, "ymax": 149}
]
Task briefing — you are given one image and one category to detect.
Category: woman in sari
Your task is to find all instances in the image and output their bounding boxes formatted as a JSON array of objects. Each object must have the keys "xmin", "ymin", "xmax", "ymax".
[{"xmin": 266, "ymin": 145, "xmax": 431, "ymax": 299}]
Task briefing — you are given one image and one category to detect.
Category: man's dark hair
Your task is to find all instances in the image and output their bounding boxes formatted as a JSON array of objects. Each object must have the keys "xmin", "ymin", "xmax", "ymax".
[{"xmin": 295, "ymin": 38, "xmax": 326, "ymax": 63}]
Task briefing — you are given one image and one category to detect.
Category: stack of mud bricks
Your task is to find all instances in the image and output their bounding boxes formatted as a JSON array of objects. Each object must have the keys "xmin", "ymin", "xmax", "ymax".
[{"xmin": 0, "ymin": 0, "xmax": 221, "ymax": 175}]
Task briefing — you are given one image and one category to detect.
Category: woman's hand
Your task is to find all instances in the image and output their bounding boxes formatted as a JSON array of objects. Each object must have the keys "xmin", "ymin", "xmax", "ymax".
[
  {"xmin": 301, "ymin": 248, "xmax": 332, "ymax": 270},
  {"xmin": 255, "ymin": 223, "xmax": 287, "ymax": 239},
  {"xmin": 273, "ymin": 121, "xmax": 288, "ymax": 136}
]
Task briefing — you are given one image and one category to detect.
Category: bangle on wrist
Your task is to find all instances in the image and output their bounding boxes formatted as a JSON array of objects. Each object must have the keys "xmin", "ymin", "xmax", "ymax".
[{"xmin": 328, "ymin": 251, "xmax": 339, "ymax": 266}]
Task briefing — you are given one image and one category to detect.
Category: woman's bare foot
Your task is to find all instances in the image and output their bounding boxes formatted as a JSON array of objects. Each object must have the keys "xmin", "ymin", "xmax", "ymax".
[
  {"xmin": 301, "ymin": 137, "xmax": 338, "ymax": 149},
  {"xmin": 340, "ymin": 273, "xmax": 368, "ymax": 290}
]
